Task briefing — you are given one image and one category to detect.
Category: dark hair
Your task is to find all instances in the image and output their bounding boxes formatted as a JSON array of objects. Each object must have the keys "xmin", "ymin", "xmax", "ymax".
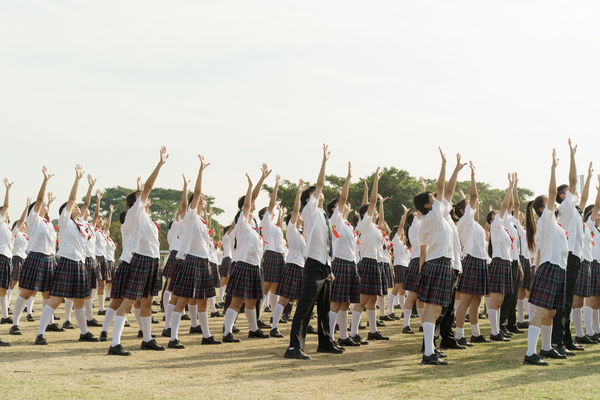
[
  {"xmin": 119, "ymin": 211, "xmax": 127, "ymax": 224},
  {"xmin": 12, "ymin": 221, "xmax": 19, "ymax": 231},
  {"xmin": 404, "ymin": 213, "xmax": 415, "ymax": 248},
  {"xmin": 453, "ymin": 199, "xmax": 466, "ymax": 221},
  {"xmin": 556, "ymin": 184, "xmax": 568, "ymax": 204},
  {"xmin": 359, "ymin": 204, "xmax": 369, "ymax": 220},
  {"xmin": 234, "ymin": 209, "xmax": 243, "ymax": 225},
  {"xmin": 301, "ymin": 186, "xmax": 316, "ymax": 208},
  {"xmin": 351, "ymin": 213, "xmax": 359, "ymax": 227},
  {"xmin": 237, "ymin": 196, "xmax": 245, "ymax": 210},
  {"xmin": 168, "ymin": 220, "xmax": 173, "ymax": 230},
  {"xmin": 126, "ymin": 191, "xmax": 140, "ymax": 208},
  {"xmin": 486, "ymin": 210, "xmax": 495, "ymax": 225},
  {"xmin": 258, "ymin": 207, "xmax": 267, "ymax": 221},
  {"xmin": 584, "ymin": 204, "xmax": 594, "ymax": 223},
  {"xmin": 526, "ymin": 196, "xmax": 545, "ymax": 252},
  {"xmin": 28, "ymin": 202, "xmax": 36, "ymax": 216},
  {"xmin": 390, "ymin": 225, "xmax": 399, "ymax": 241},
  {"xmin": 59, "ymin": 202, "xmax": 68, "ymax": 216},
  {"xmin": 327, "ymin": 199, "xmax": 338, "ymax": 218},
  {"xmin": 188, "ymin": 192, "xmax": 194, "ymax": 204},
  {"xmin": 284, "ymin": 213, "xmax": 292, "ymax": 226},
  {"xmin": 413, "ymin": 192, "xmax": 432, "ymax": 215}
]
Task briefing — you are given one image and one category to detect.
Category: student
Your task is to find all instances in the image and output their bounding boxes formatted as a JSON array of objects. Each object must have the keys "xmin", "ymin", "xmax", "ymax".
[
  {"xmin": 271, "ymin": 179, "xmax": 306, "ymax": 338},
  {"xmin": 515, "ymin": 180, "xmax": 532, "ymax": 330},
  {"xmin": 94, "ymin": 194, "xmax": 112, "ymax": 316},
  {"xmin": 390, "ymin": 205, "xmax": 410, "ymax": 322},
  {"xmin": 377, "ymin": 195, "xmax": 395, "ymax": 322},
  {"xmin": 0, "ymin": 179, "xmax": 15, "ymax": 326},
  {"xmin": 524, "ymin": 149, "xmax": 570, "ymax": 366},
  {"xmin": 584, "ymin": 202, "xmax": 600, "ymax": 342},
  {"xmin": 35, "ymin": 164, "xmax": 99, "ymax": 345},
  {"xmin": 219, "ymin": 224, "xmax": 233, "ymax": 293},
  {"xmin": 8, "ymin": 199, "xmax": 31, "ymax": 316},
  {"xmin": 10, "ymin": 167, "xmax": 57, "ymax": 336},
  {"xmin": 103, "ymin": 205, "xmax": 116, "ymax": 302}
]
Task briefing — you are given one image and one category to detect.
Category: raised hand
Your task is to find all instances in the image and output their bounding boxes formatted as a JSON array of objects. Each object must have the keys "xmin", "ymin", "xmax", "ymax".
[
  {"xmin": 298, "ymin": 178, "xmax": 304, "ymax": 191},
  {"xmin": 198, "ymin": 155, "xmax": 210, "ymax": 170},
  {"xmin": 3, "ymin": 178, "xmax": 13, "ymax": 190},
  {"xmin": 347, "ymin": 162, "xmax": 352, "ymax": 178},
  {"xmin": 159, "ymin": 146, "xmax": 169, "ymax": 165},
  {"xmin": 375, "ymin": 166, "xmax": 381, "ymax": 179},
  {"xmin": 26, "ymin": 197, "xmax": 32, "ymax": 207},
  {"xmin": 568, "ymin": 138, "xmax": 577, "ymax": 155},
  {"xmin": 75, "ymin": 164, "xmax": 84, "ymax": 180},
  {"xmin": 87, "ymin": 174, "xmax": 96, "ymax": 187},
  {"xmin": 419, "ymin": 176, "xmax": 426, "ymax": 192},
  {"xmin": 402, "ymin": 204, "xmax": 409, "ymax": 214},
  {"xmin": 96, "ymin": 190, "xmax": 103, "ymax": 201},
  {"xmin": 246, "ymin": 173, "xmax": 253, "ymax": 186},
  {"xmin": 588, "ymin": 162, "xmax": 594, "ymax": 177},
  {"xmin": 109, "ymin": 204, "xmax": 115, "ymax": 213},
  {"xmin": 438, "ymin": 147, "xmax": 447, "ymax": 164},
  {"xmin": 552, "ymin": 148, "xmax": 559, "ymax": 168},
  {"xmin": 260, "ymin": 163, "xmax": 272, "ymax": 179},
  {"xmin": 42, "ymin": 166, "xmax": 54, "ymax": 181},
  {"xmin": 47, "ymin": 192, "xmax": 55, "ymax": 205},
  {"xmin": 455, "ymin": 153, "xmax": 467, "ymax": 170},
  {"xmin": 275, "ymin": 174, "xmax": 281, "ymax": 186},
  {"xmin": 322, "ymin": 144, "xmax": 331, "ymax": 161},
  {"xmin": 469, "ymin": 161, "xmax": 475, "ymax": 174}
]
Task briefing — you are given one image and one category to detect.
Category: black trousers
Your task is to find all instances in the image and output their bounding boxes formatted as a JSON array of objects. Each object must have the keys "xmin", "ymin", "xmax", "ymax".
[
  {"xmin": 438, "ymin": 269, "xmax": 459, "ymax": 344},
  {"xmin": 552, "ymin": 252, "xmax": 580, "ymax": 346},
  {"xmin": 289, "ymin": 258, "xmax": 333, "ymax": 351},
  {"xmin": 500, "ymin": 260, "xmax": 520, "ymax": 328}
]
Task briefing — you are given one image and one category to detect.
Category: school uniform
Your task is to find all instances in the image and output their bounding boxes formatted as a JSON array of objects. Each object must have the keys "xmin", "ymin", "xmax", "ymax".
[
  {"xmin": 500, "ymin": 214, "xmax": 521, "ymax": 329},
  {"xmin": 105, "ymin": 237, "xmax": 116, "ymax": 283},
  {"xmin": 109, "ymin": 224, "xmax": 133, "ymax": 300},
  {"xmin": 163, "ymin": 218, "xmax": 182, "ymax": 279},
  {"xmin": 456, "ymin": 205, "xmax": 489, "ymax": 295},
  {"xmin": 516, "ymin": 223, "xmax": 531, "ymax": 290},
  {"xmin": 81, "ymin": 221, "xmax": 98, "ymax": 291},
  {"xmin": 19, "ymin": 210, "xmax": 57, "ymax": 292},
  {"xmin": 260, "ymin": 210, "xmax": 286, "ymax": 284},
  {"xmin": 276, "ymin": 223, "xmax": 306, "ymax": 301},
  {"xmin": 404, "ymin": 217, "xmax": 422, "ymax": 293},
  {"xmin": 220, "ymin": 231, "xmax": 233, "ymax": 278},
  {"xmin": 209, "ymin": 241, "xmax": 221, "ymax": 289},
  {"xmin": 574, "ymin": 222, "xmax": 593, "ymax": 297},
  {"xmin": 588, "ymin": 220, "xmax": 600, "ymax": 297},
  {"xmin": 381, "ymin": 235, "xmax": 394, "ymax": 290},
  {"xmin": 329, "ymin": 206, "xmax": 360, "ymax": 304},
  {"xmin": 488, "ymin": 213, "xmax": 513, "ymax": 294},
  {"xmin": 95, "ymin": 227, "xmax": 109, "ymax": 282},
  {"xmin": 227, "ymin": 213, "xmax": 264, "ymax": 300},
  {"xmin": 356, "ymin": 213, "xmax": 385, "ymax": 296},
  {"xmin": 0, "ymin": 220, "xmax": 14, "ymax": 290},
  {"xmin": 11, "ymin": 230, "xmax": 28, "ymax": 282},
  {"xmin": 391, "ymin": 233, "xmax": 410, "ymax": 284}
]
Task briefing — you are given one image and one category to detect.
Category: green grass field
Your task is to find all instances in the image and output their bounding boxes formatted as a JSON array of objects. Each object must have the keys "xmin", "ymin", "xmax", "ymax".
[{"xmin": 1, "ymin": 298, "xmax": 599, "ymax": 400}]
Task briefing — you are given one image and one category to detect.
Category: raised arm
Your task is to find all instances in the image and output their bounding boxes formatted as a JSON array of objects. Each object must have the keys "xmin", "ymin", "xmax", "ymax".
[
  {"xmin": 277, "ymin": 204, "xmax": 284, "ymax": 227},
  {"xmin": 436, "ymin": 147, "xmax": 447, "ymax": 202},
  {"xmin": 499, "ymin": 173, "xmax": 514, "ymax": 216},
  {"xmin": 512, "ymin": 172, "xmax": 520, "ymax": 218},
  {"xmin": 104, "ymin": 204, "xmax": 114, "ymax": 235},
  {"xmin": 419, "ymin": 176, "xmax": 426, "ymax": 193},
  {"xmin": 1, "ymin": 179, "xmax": 13, "ymax": 216},
  {"xmin": 377, "ymin": 194, "xmax": 388, "ymax": 228},
  {"xmin": 92, "ymin": 190, "xmax": 103, "ymax": 226},
  {"xmin": 548, "ymin": 149, "xmax": 559, "ymax": 212},
  {"xmin": 17, "ymin": 198, "xmax": 32, "ymax": 231},
  {"xmin": 191, "ymin": 155, "xmax": 209, "ymax": 211},
  {"xmin": 445, "ymin": 153, "xmax": 467, "ymax": 202},
  {"xmin": 361, "ymin": 179, "xmax": 369, "ymax": 206},
  {"xmin": 468, "ymin": 161, "xmax": 478, "ymax": 210},
  {"xmin": 313, "ymin": 144, "xmax": 330, "ymax": 201},
  {"xmin": 252, "ymin": 163, "xmax": 271, "ymax": 203},
  {"xmin": 339, "ymin": 162, "xmax": 352, "ymax": 212},
  {"xmin": 34, "ymin": 166, "xmax": 54, "ymax": 214},
  {"xmin": 268, "ymin": 175, "xmax": 281, "ymax": 217},
  {"xmin": 590, "ymin": 176, "xmax": 600, "ymax": 225},
  {"xmin": 568, "ymin": 138, "xmax": 578, "ymax": 195},
  {"xmin": 141, "ymin": 146, "xmax": 169, "ymax": 203},
  {"xmin": 291, "ymin": 179, "xmax": 304, "ymax": 225},
  {"xmin": 178, "ymin": 174, "xmax": 189, "ymax": 219},
  {"xmin": 399, "ymin": 204, "xmax": 409, "ymax": 234},
  {"xmin": 66, "ymin": 165, "xmax": 84, "ymax": 214},
  {"xmin": 243, "ymin": 174, "xmax": 254, "ymax": 220},
  {"xmin": 367, "ymin": 167, "xmax": 381, "ymax": 216},
  {"xmin": 580, "ymin": 162, "xmax": 593, "ymax": 210},
  {"xmin": 80, "ymin": 174, "xmax": 96, "ymax": 215}
]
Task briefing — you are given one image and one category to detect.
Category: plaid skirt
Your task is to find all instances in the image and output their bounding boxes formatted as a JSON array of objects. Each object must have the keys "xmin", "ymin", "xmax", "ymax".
[
  {"xmin": 106, "ymin": 260, "xmax": 115, "ymax": 283},
  {"xmin": 210, "ymin": 262, "xmax": 220, "ymax": 288},
  {"xmin": 220, "ymin": 256, "xmax": 232, "ymax": 278},
  {"xmin": 530, "ymin": 263, "xmax": 537, "ymax": 291},
  {"xmin": 383, "ymin": 262, "xmax": 394, "ymax": 289},
  {"xmin": 85, "ymin": 257, "xmax": 98, "ymax": 290},
  {"xmin": 261, "ymin": 251, "xmax": 285, "ymax": 283},
  {"xmin": 50, "ymin": 257, "xmax": 90, "ymax": 299},
  {"xmin": 417, "ymin": 257, "xmax": 453, "ymax": 306},
  {"xmin": 404, "ymin": 258, "xmax": 421, "ymax": 292},
  {"xmin": 529, "ymin": 262, "xmax": 566, "ymax": 311},
  {"xmin": 488, "ymin": 258, "xmax": 513, "ymax": 294},
  {"xmin": 331, "ymin": 258, "xmax": 360, "ymax": 303},
  {"xmin": 19, "ymin": 252, "xmax": 56, "ymax": 292},
  {"xmin": 227, "ymin": 261, "xmax": 263, "ymax": 300},
  {"xmin": 121, "ymin": 253, "xmax": 162, "ymax": 301},
  {"xmin": 519, "ymin": 256, "xmax": 531, "ymax": 289},
  {"xmin": 456, "ymin": 255, "xmax": 489, "ymax": 295},
  {"xmin": 575, "ymin": 260, "xmax": 592, "ymax": 297},
  {"xmin": 171, "ymin": 255, "xmax": 215, "ymax": 299},
  {"xmin": 393, "ymin": 264, "xmax": 407, "ymax": 284},
  {"xmin": 97, "ymin": 255, "xmax": 110, "ymax": 282},
  {"xmin": 276, "ymin": 262, "xmax": 303, "ymax": 300},
  {"xmin": 591, "ymin": 261, "xmax": 600, "ymax": 296},
  {"xmin": 0, "ymin": 255, "xmax": 11, "ymax": 289},
  {"xmin": 162, "ymin": 250, "xmax": 179, "ymax": 279},
  {"xmin": 11, "ymin": 256, "xmax": 24, "ymax": 282},
  {"xmin": 110, "ymin": 261, "xmax": 130, "ymax": 299},
  {"xmin": 358, "ymin": 257, "xmax": 384, "ymax": 296}
]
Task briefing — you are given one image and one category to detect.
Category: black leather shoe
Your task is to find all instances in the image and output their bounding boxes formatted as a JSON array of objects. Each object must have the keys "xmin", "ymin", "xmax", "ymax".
[
  {"xmin": 440, "ymin": 340, "xmax": 466, "ymax": 349},
  {"xmin": 470, "ymin": 335, "xmax": 491, "ymax": 343},
  {"xmin": 421, "ymin": 353, "xmax": 448, "ymax": 365},
  {"xmin": 98, "ymin": 310, "xmax": 106, "ymax": 316},
  {"xmin": 137, "ymin": 330, "xmax": 143, "ymax": 338},
  {"xmin": 35, "ymin": 334, "xmax": 47, "ymax": 345},
  {"xmin": 338, "ymin": 337, "xmax": 360, "ymax": 347},
  {"xmin": 168, "ymin": 339, "xmax": 185, "ymax": 349},
  {"xmin": 202, "ymin": 336, "xmax": 222, "ymax": 345},
  {"xmin": 457, "ymin": 337, "xmax": 473, "ymax": 347},
  {"xmin": 388, "ymin": 313, "xmax": 400, "ymax": 320},
  {"xmin": 222, "ymin": 333, "xmax": 240, "ymax": 343},
  {"xmin": 500, "ymin": 327, "xmax": 513, "ymax": 337},
  {"xmin": 435, "ymin": 349, "xmax": 447, "ymax": 358},
  {"xmin": 26, "ymin": 314, "xmax": 35, "ymax": 322},
  {"xmin": 9, "ymin": 325, "xmax": 21, "ymax": 335},
  {"xmin": 270, "ymin": 328, "xmax": 283, "ymax": 338},
  {"xmin": 140, "ymin": 339, "xmax": 165, "ymax": 351},
  {"xmin": 358, "ymin": 323, "xmax": 367, "ymax": 330},
  {"xmin": 189, "ymin": 326, "xmax": 202, "ymax": 335},
  {"xmin": 490, "ymin": 333, "xmax": 510, "ymax": 342},
  {"xmin": 380, "ymin": 315, "xmax": 393, "ymax": 322},
  {"xmin": 307, "ymin": 325, "xmax": 317, "ymax": 335},
  {"xmin": 540, "ymin": 348, "xmax": 566, "ymax": 359},
  {"xmin": 284, "ymin": 347, "xmax": 310, "ymax": 360},
  {"xmin": 575, "ymin": 336, "xmax": 595, "ymax": 345},
  {"xmin": 181, "ymin": 314, "xmax": 191, "ymax": 321},
  {"xmin": 280, "ymin": 315, "xmax": 289, "ymax": 324},
  {"xmin": 524, "ymin": 353, "xmax": 548, "ymax": 366},
  {"xmin": 151, "ymin": 316, "xmax": 158, "ymax": 324},
  {"xmin": 517, "ymin": 322, "xmax": 530, "ymax": 329},
  {"xmin": 507, "ymin": 325, "xmax": 524, "ymax": 334},
  {"xmin": 210, "ymin": 311, "xmax": 223, "ymax": 318},
  {"xmin": 367, "ymin": 331, "xmax": 389, "ymax": 341},
  {"xmin": 62, "ymin": 321, "xmax": 75, "ymax": 330},
  {"xmin": 108, "ymin": 344, "xmax": 131, "ymax": 356},
  {"xmin": 402, "ymin": 326, "xmax": 414, "ymax": 334},
  {"xmin": 257, "ymin": 320, "xmax": 269, "ymax": 329},
  {"xmin": 555, "ymin": 344, "xmax": 575, "ymax": 356},
  {"xmin": 248, "ymin": 329, "xmax": 269, "ymax": 338},
  {"xmin": 99, "ymin": 331, "xmax": 107, "ymax": 342},
  {"xmin": 79, "ymin": 332, "xmax": 99, "ymax": 342},
  {"xmin": 376, "ymin": 319, "xmax": 386, "ymax": 327},
  {"xmin": 46, "ymin": 323, "xmax": 65, "ymax": 332},
  {"xmin": 350, "ymin": 334, "xmax": 368, "ymax": 345},
  {"xmin": 0, "ymin": 339, "xmax": 10, "ymax": 346},
  {"xmin": 124, "ymin": 321, "xmax": 131, "ymax": 327},
  {"xmin": 0, "ymin": 317, "xmax": 13, "ymax": 324},
  {"xmin": 586, "ymin": 335, "xmax": 599, "ymax": 344},
  {"xmin": 317, "ymin": 345, "xmax": 344, "ymax": 354},
  {"xmin": 565, "ymin": 342, "xmax": 584, "ymax": 351},
  {"xmin": 162, "ymin": 328, "xmax": 172, "ymax": 337},
  {"xmin": 87, "ymin": 319, "xmax": 102, "ymax": 327},
  {"xmin": 232, "ymin": 326, "xmax": 240, "ymax": 334},
  {"xmin": 419, "ymin": 326, "xmax": 423, "ymax": 332}
]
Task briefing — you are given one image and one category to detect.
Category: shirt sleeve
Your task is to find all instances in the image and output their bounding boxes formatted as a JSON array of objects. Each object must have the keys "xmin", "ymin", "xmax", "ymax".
[
  {"xmin": 58, "ymin": 208, "xmax": 71, "ymax": 230},
  {"xmin": 417, "ymin": 218, "xmax": 430, "ymax": 247},
  {"xmin": 430, "ymin": 199, "xmax": 446, "ymax": 220}
]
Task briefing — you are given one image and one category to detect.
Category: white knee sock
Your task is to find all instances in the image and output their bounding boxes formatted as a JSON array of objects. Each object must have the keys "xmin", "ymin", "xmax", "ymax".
[
  {"xmin": 170, "ymin": 311, "xmax": 182, "ymax": 340},
  {"xmin": 350, "ymin": 310, "xmax": 362, "ymax": 336},
  {"xmin": 517, "ymin": 299, "xmax": 525, "ymax": 323},
  {"xmin": 523, "ymin": 298, "xmax": 529, "ymax": 316},
  {"xmin": 471, "ymin": 323, "xmax": 481, "ymax": 337},
  {"xmin": 102, "ymin": 307, "xmax": 116, "ymax": 333},
  {"xmin": 367, "ymin": 309, "xmax": 377, "ymax": 333},
  {"xmin": 162, "ymin": 290, "xmax": 172, "ymax": 307},
  {"xmin": 73, "ymin": 308, "xmax": 88, "ymax": 335},
  {"xmin": 98, "ymin": 293, "xmax": 105, "ymax": 311},
  {"xmin": 12, "ymin": 296, "xmax": 27, "ymax": 326},
  {"xmin": 38, "ymin": 305, "xmax": 54, "ymax": 335},
  {"xmin": 133, "ymin": 307, "xmax": 142, "ymax": 329},
  {"xmin": 397, "ymin": 294, "xmax": 405, "ymax": 309},
  {"xmin": 259, "ymin": 296, "xmax": 267, "ymax": 313},
  {"xmin": 423, "ymin": 322, "xmax": 435, "ymax": 356},
  {"xmin": 541, "ymin": 325, "xmax": 552, "ymax": 351},
  {"xmin": 338, "ymin": 310, "xmax": 349, "ymax": 339},
  {"xmin": 198, "ymin": 311, "xmax": 211, "ymax": 338},
  {"xmin": 387, "ymin": 294, "xmax": 395, "ymax": 315},
  {"xmin": 245, "ymin": 308, "xmax": 258, "ymax": 331},
  {"xmin": 484, "ymin": 296, "xmax": 490, "ymax": 313},
  {"xmin": 417, "ymin": 308, "xmax": 424, "ymax": 327},
  {"xmin": 224, "ymin": 308, "xmax": 238, "ymax": 335},
  {"xmin": 42, "ymin": 298, "xmax": 55, "ymax": 324},
  {"xmin": 456, "ymin": 327, "xmax": 464, "ymax": 339},
  {"xmin": 111, "ymin": 316, "xmax": 126, "ymax": 347},
  {"xmin": 593, "ymin": 309, "xmax": 600, "ymax": 334},
  {"xmin": 6, "ymin": 289, "xmax": 12, "ymax": 305},
  {"xmin": 271, "ymin": 303, "xmax": 284, "ymax": 329},
  {"xmin": 90, "ymin": 288, "xmax": 97, "ymax": 307},
  {"xmin": 164, "ymin": 303, "xmax": 175, "ymax": 330},
  {"xmin": 210, "ymin": 297, "xmax": 217, "ymax": 313},
  {"xmin": 0, "ymin": 296, "xmax": 8, "ymax": 319},
  {"xmin": 26, "ymin": 296, "xmax": 34, "ymax": 315},
  {"xmin": 403, "ymin": 306, "xmax": 412, "ymax": 327},
  {"xmin": 526, "ymin": 325, "xmax": 541, "ymax": 356},
  {"xmin": 528, "ymin": 303, "xmax": 536, "ymax": 321},
  {"xmin": 329, "ymin": 311, "xmax": 337, "ymax": 339},
  {"xmin": 376, "ymin": 296, "xmax": 385, "ymax": 317},
  {"xmin": 189, "ymin": 304, "xmax": 198, "ymax": 328},
  {"xmin": 84, "ymin": 298, "xmax": 93, "ymax": 320},
  {"xmin": 489, "ymin": 309, "xmax": 499, "ymax": 335},
  {"xmin": 573, "ymin": 308, "xmax": 584, "ymax": 337},
  {"xmin": 583, "ymin": 306, "xmax": 594, "ymax": 336},
  {"xmin": 64, "ymin": 299, "xmax": 73, "ymax": 322},
  {"xmin": 269, "ymin": 294, "xmax": 278, "ymax": 311},
  {"xmin": 141, "ymin": 316, "xmax": 152, "ymax": 342}
]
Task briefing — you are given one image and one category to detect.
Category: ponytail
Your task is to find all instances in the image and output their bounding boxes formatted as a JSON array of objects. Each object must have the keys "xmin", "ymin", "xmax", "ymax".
[
  {"xmin": 404, "ymin": 214, "xmax": 415, "ymax": 249},
  {"xmin": 526, "ymin": 201, "xmax": 536, "ymax": 253}
]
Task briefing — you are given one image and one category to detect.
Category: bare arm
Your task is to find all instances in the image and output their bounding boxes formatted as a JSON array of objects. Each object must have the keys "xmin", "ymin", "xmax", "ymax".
[
  {"xmin": 104, "ymin": 204, "xmax": 114, "ymax": 235},
  {"xmin": 1, "ymin": 179, "xmax": 13, "ymax": 216},
  {"xmin": 499, "ymin": 174, "xmax": 514, "ymax": 216},
  {"xmin": 34, "ymin": 166, "xmax": 54, "ymax": 214},
  {"xmin": 252, "ymin": 163, "xmax": 271, "ymax": 203},
  {"xmin": 436, "ymin": 147, "xmax": 447, "ymax": 202},
  {"xmin": 243, "ymin": 174, "xmax": 254, "ymax": 220},
  {"xmin": 367, "ymin": 167, "xmax": 381, "ymax": 216},
  {"xmin": 419, "ymin": 245, "xmax": 427, "ymax": 270},
  {"xmin": 512, "ymin": 172, "xmax": 520, "ymax": 218},
  {"xmin": 178, "ymin": 174, "xmax": 189, "ymax": 219},
  {"xmin": 399, "ymin": 205, "xmax": 409, "ymax": 234},
  {"xmin": 377, "ymin": 195, "xmax": 388, "ymax": 228},
  {"xmin": 80, "ymin": 174, "xmax": 96, "ymax": 215},
  {"xmin": 66, "ymin": 165, "xmax": 84, "ymax": 214},
  {"xmin": 548, "ymin": 149, "xmax": 558, "ymax": 212},
  {"xmin": 361, "ymin": 179, "xmax": 369, "ymax": 206},
  {"xmin": 92, "ymin": 190, "xmax": 103, "ymax": 226},
  {"xmin": 191, "ymin": 155, "xmax": 209, "ymax": 211},
  {"xmin": 17, "ymin": 198, "xmax": 32, "ymax": 231},
  {"xmin": 468, "ymin": 161, "xmax": 478, "ymax": 209},
  {"xmin": 268, "ymin": 175, "xmax": 281, "ymax": 217},
  {"xmin": 568, "ymin": 138, "xmax": 578, "ymax": 194},
  {"xmin": 141, "ymin": 146, "xmax": 169, "ymax": 204},
  {"xmin": 291, "ymin": 180, "xmax": 304, "ymax": 225},
  {"xmin": 313, "ymin": 144, "xmax": 330, "ymax": 201},
  {"xmin": 580, "ymin": 162, "xmax": 593, "ymax": 210},
  {"xmin": 591, "ymin": 176, "xmax": 600, "ymax": 226},
  {"xmin": 339, "ymin": 162, "xmax": 352, "ymax": 212},
  {"xmin": 444, "ymin": 153, "xmax": 467, "ymax": 202}
]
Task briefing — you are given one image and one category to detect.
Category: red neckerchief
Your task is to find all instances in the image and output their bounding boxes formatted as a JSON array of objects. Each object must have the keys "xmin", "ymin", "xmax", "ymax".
[
  {"xmin": 75, "ymin": 222, "xmax": 89, "ymax": 239},
  {"xmin": 558, "ymin": 223, "xmax": 569, "ymax": 240},
  {"xmin": 252, "ymin": 227, "xmax": 269, "ymax": 245},
  {"xmin": 503, "ymin": 228, "xmax": 514, "ymax": 250}
]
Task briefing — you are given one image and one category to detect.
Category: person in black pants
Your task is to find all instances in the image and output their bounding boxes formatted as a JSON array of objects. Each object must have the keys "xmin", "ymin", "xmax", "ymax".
[
  {"xmin": 438, "ymin": 269, "xmax": 461, "ymax": 349},
  {"xmin": 285, "ymin": 144, "xmax": 343, "ymax": 360},
  {"xmin": 500, "ymin": 259, "xmax": 522, "ymax": 334}
]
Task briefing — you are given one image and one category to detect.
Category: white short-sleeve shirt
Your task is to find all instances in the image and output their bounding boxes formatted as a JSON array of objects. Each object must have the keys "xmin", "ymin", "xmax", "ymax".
[
  {"xmin": 56, "ymin": 209, "xmax": 86, "ymax": 262},
  {"xmin": 587, "ymin": 219, "xmax": 600, "ymax": 262},
  {"xmin": 12, "ymin": 230, "xmax": 28, "ymax": 259},
  {"xmin": 503, "ymin": 213, "xmax": 520, "ymax": 261},
  {"xmin": 127, "ymin": 196, "xmax": 160, "ymax": 259},
  {"xmin": 301, "ymin": 195, "xmax": 331, "ymax": 265},
  {"xmin": 357, "ymin": 212, "xmax": 383, "ymax": 261},
  {"xmin": 106, "ymin": 237, "xmax": 116, "ymax": 262},
  {"xmin": 0, "ymin": 220, "xmax": 14, "ymax": 259},
  {"xmin": 558, "ymin": 191, "xmax": 583, "ymax": 258},
  {"xmin": 391, "ymin": 234, "xmax": 410, "ymax": 267},
  {"xmin": 457, "ymin": 204, "xmax": 488, "ymax": 261},
  {"xmin": 179, "ymin": 207, "xmax": 210, "ymax": 259},
  {"xmin": 330, "ymin": 206, "xmax": 357, "ymax": 263},
  {"xmin": 408, "ymin": 216, "xmax": 421, "ymax": 259},
  {"xmin": 285, "ymin": 223, "xmax": 306, "ymax": 268},
  {"xmin": 442, "ymin": 199, "xmax": 463, "ymax": 272},
  {"xmin": 490, "ymin": 213, "xmax": 513, "ymax": 262},
  {"xmin": 261, "ymin": 210, "xmax": 286, "ymax": 254},
  {"xmin": 582, "ymin": 221, "xmax": 593, "ymax": 262},
  {"xmin": 233, "ymin": 213, "xmax": 263, "ymax": 266},
  {"xmin": 514, "ymin": 219, "xmax": 530, "ymax": 259},
  {"xmin": 222, "ymin": 231, "xmax": 233, "ymax": 259},
  {"xmin": 535, "ymin": 206, "xmax": 569, "ymax": 269},
  {"xmin": 25, "ymin": 210, "xmax": 57, "ymax": 255},
  {"xmin": 95, "ymin": 228, "xmax": 107, "ymax": 258},
  {"xmin": 417, "ymin": 199, "xmax": 454, "ymax": 262}
]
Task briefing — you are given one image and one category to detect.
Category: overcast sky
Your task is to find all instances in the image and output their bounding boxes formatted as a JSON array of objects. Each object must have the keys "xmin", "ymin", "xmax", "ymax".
[{"xmin": 1, "ymin": 1, "xmax": 599, "ymax": 225}]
